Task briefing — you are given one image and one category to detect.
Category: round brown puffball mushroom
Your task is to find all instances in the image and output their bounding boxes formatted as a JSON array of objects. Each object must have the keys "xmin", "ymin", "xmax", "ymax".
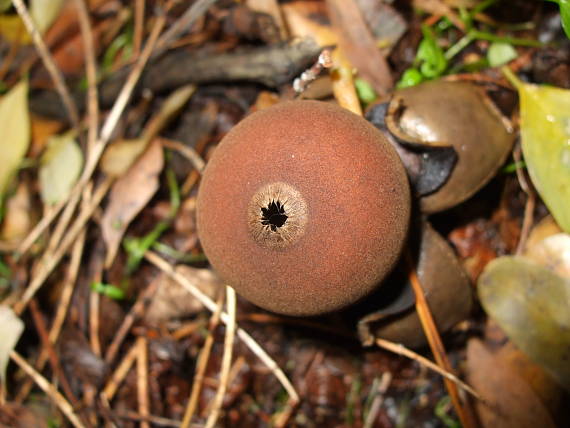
[{"xmin": 196, "ymin": 100, "xmax": 411, "ymax": 316}]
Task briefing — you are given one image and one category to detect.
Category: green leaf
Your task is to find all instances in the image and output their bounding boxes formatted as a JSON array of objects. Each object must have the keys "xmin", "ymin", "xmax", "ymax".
[
  {"xmin": 354, "ymin": 78, "xmax": 377, "ymax": 104},
  {"xmin": 548, "ymin": 0, "xmax": 570, "ymax": 39},
  {"xmin": 0, "ymin": 0, "xmax": 11, "ymax": 13},
  {"xmin": 560, "ymin": 1, "xmax": 570, "ymax": 38},
  {"xmin": 39, "ymin": 132, "xmax": 83, "ymax": 205},
  {"xmin": 0, "ymin": 306, "xmax": 24, "ymax": 392},
  {"xmin": 487, "ymin": 42, "xmax": 518, "ymax": 67},
  {"xmin": 90, "ymin": 282, "xmax": 125, "ymax": 300},
  {"xmin": 502, "ymin": 67, "xmax": 570, "ymax": 232},
  {"xmin": 478, "ymin": 256, "xmax": 570, "ymax": 389},
  {"xmin": 416, "ymin": 25, "xmax": 448, "ymax": 79},
  {"xmin": 0, "ymin": 79, "xmax": 30, "ymax": 204},
  {"xmin": 397, "ymin": 68, "xmax": 424, "ymax": 88}
]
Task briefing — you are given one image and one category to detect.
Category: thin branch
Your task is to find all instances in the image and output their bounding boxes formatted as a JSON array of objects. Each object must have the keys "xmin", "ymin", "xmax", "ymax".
[
  {"xmin": 144, "ymin": 251, "xmax": 300, "ymax": 403},
  {"xmin": 10, "ymin": 351, "xmax": 85, "ymax": 428},
  {"xmin": 160, "ymin": 138, "xmax": 205, "ymax": 173},
  {"xmin": 181, "ymin": 294, "xmax": 225, "ymax": 428},
  {"xmin": 363, "ymin": 371, "xmax": 392, "ymax": 428},
  {"xmin": 14, "ymin": 178, "xmax": 114, "ymax": 315},
  {"xmin": 28, "ymin": 300, "xmax": 82, "ymax": 416},
  {"xmin": 12, "ymin": 0, "xmax": 80, "ymax": 128},
  {"xmin": 406, "ymin": 251, "xmax": 477, "ymax": 428},
  {"xmin": 101, "ymin": 340, "xmax": 139, "ymax": 401},
  {"xmin": 205, "ymin": 286, "xmax": 236, "ymax": 428},
  {"xmin": 374, "ymin": 338, "xmax": 482, "ymax": 401},
  {"xmin": 73, "ymin": 0, "xmax": 100, "ymax": 150},
  {"xmin": 15, "ymin": 230, "xmax": 86, "ymax": 403},
  {"xmin": 154, "ymin": 0, "xmax": 220, "ymax": 57},
  {"xmin": 16, "ymin": 6, "xmax": 167, "ymax": 258},
  {"xmin": 104, "ymin": 279, "xmax": 160, "ymax": 364},
  {"xmin": 136, "ymin": 336, "xmax": 150, "ymax": 428}
]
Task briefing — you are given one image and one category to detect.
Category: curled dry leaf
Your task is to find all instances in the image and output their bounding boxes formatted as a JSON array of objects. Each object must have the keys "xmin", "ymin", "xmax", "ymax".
[
  {"xmin": 0, "ymin": 79, "xmax": 30, "ymax": 201},
  {"xmin": 144, "ymin": 265, "xmax": 223, "ymax": 325},
  {"xmin": 466, "ymin": 338, "xmax": 557, "ymax": 428},
  {"xmin": 39, "ymin": 132, "xmax": 82, "ymax": 205},
  {"xmin": 101, "ymin": 139, "xmax": 164, "ymax": 267},
  {"xmin": 0, "ymin": 306, "xmax": 24, "ymax": 391},
  {"xmin": 478, "ymin": 256, "xmax": 570, "ymax": 389},
  {"xmin": 387, "ymin": 81, "xmax": 515, "ymax": 213}
]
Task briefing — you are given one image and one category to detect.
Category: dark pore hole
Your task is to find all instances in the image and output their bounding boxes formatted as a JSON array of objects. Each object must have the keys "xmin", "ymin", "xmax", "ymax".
[{"xmin": 261, "ymin": 200, "xmax": 288, "ymax": 231}]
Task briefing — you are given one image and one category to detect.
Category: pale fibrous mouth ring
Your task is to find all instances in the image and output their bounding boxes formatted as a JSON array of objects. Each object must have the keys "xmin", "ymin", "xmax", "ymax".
[{"xmin": 247, "ymin": 182, "xmax": 308, "ymax": 249}]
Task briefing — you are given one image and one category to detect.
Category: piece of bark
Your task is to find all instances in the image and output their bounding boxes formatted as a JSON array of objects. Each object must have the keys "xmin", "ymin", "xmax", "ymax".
[
  {"xmin": 142, "ymin": 36, "xmax": 320, "ymax": 91},
  {"xmin": 30, "ymin": 37, "xmax": 321, "ymax": 120}
]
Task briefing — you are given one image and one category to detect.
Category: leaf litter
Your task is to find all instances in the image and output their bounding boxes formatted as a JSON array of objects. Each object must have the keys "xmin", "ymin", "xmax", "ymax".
[{"xmin": 1, "ymin": 1, "xmax": 570, "ymax": 427}]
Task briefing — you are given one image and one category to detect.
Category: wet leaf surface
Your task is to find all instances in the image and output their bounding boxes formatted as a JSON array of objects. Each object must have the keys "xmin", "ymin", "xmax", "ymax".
[
  {"xmin": 507, "ymin": 70, "xmax": 570, "ymax": 232},
  {"xmin": 478, "ymin": 256, "xmax": 570, "ymax": 388}
]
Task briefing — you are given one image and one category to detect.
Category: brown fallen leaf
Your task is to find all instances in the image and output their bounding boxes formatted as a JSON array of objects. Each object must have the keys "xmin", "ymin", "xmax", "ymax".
[
  {"xmin": 0, "ymin": 402, "xmax": 49, "ymax": 428},
  {"xmin": 29, "ymin": 114, "xmax": 64, "ymax": 157},
  {"xmin": 0, "ymin": 182, "xmax": 33, "ymax": 245},
  {"xmin": 144, "ymin": 265, "xmax": 223, "ymax": 325},
  {"xmin": 326, "ymin": 0, "xmax": 393, "ymax": 96},
  {"xmin": 101, "ymin": 138, "xmax": 164, "ymax": 267},
  {"xmin": 497, "ymin": 341, "xmax": 568, "ymax": 423},
  {"xmin": 466, "ymin": 338, "xmax": 557, "ymax": 428},
  {"xmin": 478, "ymin": 256, "xmax": 570, "ymax": 388}
]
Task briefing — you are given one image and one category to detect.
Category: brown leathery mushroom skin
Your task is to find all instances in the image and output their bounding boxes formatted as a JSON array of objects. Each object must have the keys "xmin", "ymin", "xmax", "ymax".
[{"xmin": 196, "ymin": 100, "xmax": 411, "ymax": 316}]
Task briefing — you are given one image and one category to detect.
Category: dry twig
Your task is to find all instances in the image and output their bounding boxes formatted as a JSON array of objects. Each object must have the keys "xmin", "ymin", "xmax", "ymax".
[
  {"xmin": 155, "ymin": 0, "xmax": 220, "ymax": 57},
  {"xmin": 406, "ymin": 252, "xmax": 478, "ymax": 428},
  {"xmin": 105, "ymin": 280, "xmax": 161, "ymax": 364},
  {"xmin": 73, "ymin": 0, "xmax": 100, "ymax": 150},
  {"xmin": 513, "ymin": 143, "xmax": 536, "ymax": 255},
  {"xmin": 374, "ymin": 338, "xmax": 481, "ymax": 400},
  {"xmin": 205, "ymin": 286, "xmax": 237, "ymax": 428},
  {"xmin": 136, "ymin": 337, "xmax": 150, "ymax": 428},
  {"xmin": 10, "ymin": 351, "xmax": 85, "ymax": 428},
  {"xmin": 14, "ymin": 178, "xmax": 113, "ymax": 314},
  {"xmin": 28, "ymin": 300, "xmax": 82, "ymax": 415},
  {"xmin": 144, "ymin": 251, "xmax": 300, "ymax": 403},
  {"xmin": 134, "ymin": 0, "xmax": 146, "ymax": 56},
  {"xmin": 101, "ymin": 340, "xmax": 140, "ymax": 401},
  {"xmin": 363, "ymin": 371, "xmax": 392, "ymax": 428},
  {"xmin": 181, "ymin": 294, "xmax": 225, "ymax": 427},
  {"xmin": 16, "ymin": 7, "xmax": 168, "ymax": 258},
  {"xmin": 11, "ymin": 0, "xmax": 80, "ymax": 128},
  {"xmin": 15, "ymin": 230, "xmax": 86, "ymax": 403}
]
